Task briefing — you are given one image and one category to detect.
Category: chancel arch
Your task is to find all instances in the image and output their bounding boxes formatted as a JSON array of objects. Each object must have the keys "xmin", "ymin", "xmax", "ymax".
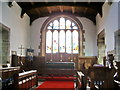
[{"xmin": 40, "ymin": 14, "xmax": 84, "ymax": 62}]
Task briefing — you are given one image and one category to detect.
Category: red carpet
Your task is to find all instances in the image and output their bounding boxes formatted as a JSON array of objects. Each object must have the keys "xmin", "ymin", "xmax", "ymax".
[{"xmin": 35, "ymin": 81, "xmax": 75, "ymax": 90}]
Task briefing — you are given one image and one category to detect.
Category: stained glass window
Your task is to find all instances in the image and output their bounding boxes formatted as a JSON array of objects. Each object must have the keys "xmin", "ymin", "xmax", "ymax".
[
  {"xmin": 72, "ymin": 22, "xmax": 78, "ymax": 29},
  {"xmin": 46, "ymin": 30, "xmax": 52, "ymax": 53},
  {"xmin": 66, "ymin": 20, "xmax": 71, "ymax": 29},
  {"xmin": 53, "ymin": 30, "xmax": 58, "ymax": 53},
  {"xmin": 47, "ymin": 22, "xmax": 52, "ymax": 29},
  {"xmin": 66, "ymin": 30, "xmax": 71, "ymax": 53},
  {"xmin": 46, "ymin": 17, "xmax": 79, "ymax": 54},
  {"xmin": 60, "ymin": 17, "xmax": 65, "ymax": 29},
  {"xmin": 59, "ymin": 30, "xmax": 65, "ymax": 52},
  {"xmin": 73, "ymin": 30, "xmax": 78, "ymax": 53},
  {"xmin": 53, "ymin": 20, "xmax": 59, "ymax": 29}
]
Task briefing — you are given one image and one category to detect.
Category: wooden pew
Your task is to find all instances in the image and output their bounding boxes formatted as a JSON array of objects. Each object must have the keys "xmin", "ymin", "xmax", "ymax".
[
  {"xmin": 113, "ymin": 62, "xmax": 120, "ymax": 89},
  {"xmin": 76, "ymin": 71, "xmax": 85, "ymax": 89},
  {"xmin": 88, "ymin": 66, "xmax": 115, "ymax": 89},
  {"xmin": 1, "ymin": 67, "xmax": 20, "ymax": 89},
  {"xmin": 18, "ymin": 70, "xmax": 38, "ymax": 90}
]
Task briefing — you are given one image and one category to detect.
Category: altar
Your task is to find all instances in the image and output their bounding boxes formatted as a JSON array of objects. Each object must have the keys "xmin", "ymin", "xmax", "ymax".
[
  {"xmin": 46, "ymin": 62, "xmax": 75, "ymax": 69},
  {"xmin": 38, "ymin": 62, "xmax": 77, "ymax": 81}
]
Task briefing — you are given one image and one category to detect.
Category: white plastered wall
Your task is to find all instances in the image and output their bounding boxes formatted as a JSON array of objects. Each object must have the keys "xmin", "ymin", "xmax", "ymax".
[
  {"xmin": 96, "ymin": 2, "xmax": 119, "ymax": 56},
  {"xmin": 0, "ymin": 2, "xmax": 30, "ymax": 56}
]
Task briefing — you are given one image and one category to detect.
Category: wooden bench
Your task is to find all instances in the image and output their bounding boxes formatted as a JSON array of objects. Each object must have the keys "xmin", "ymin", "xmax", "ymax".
[
  {"xmin": 88, "ymin": 66, "xmax": 115, "ymax": 89},
  {"xmin": 1, "ymin": 67, "xmax": 20, "ymax": 89},
  {"xmin": 18, "ymin": 70, "xmax": 38, "ymax": 89}
]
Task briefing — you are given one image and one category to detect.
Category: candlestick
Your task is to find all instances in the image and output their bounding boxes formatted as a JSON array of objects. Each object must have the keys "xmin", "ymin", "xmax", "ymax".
[
  {"xmin": 71, "ymin": 54, "xmax": 73, "ymax": 61},
  {"xmin": 50, "ymin": 53, "xmax": 52, "ymax": 61},
  {"xmin": 60, "ymin": 54, "xmax": 62, "ymax": 61}
]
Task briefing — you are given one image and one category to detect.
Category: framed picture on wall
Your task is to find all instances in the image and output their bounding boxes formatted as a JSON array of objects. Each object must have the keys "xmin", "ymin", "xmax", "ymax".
[{"xmin": 26, "ymin": 49, "xmax": 34, "ymax": 61}]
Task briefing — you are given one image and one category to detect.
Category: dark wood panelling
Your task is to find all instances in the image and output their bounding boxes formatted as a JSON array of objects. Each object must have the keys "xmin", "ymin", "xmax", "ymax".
[
  {"xmin": 45, "ymin": 53, "xmax": 78, "ymax": 62},
  {"xmin": 11, "ymin": 55, "xmax": 18, "ymax": 67},
  {"xmin": 32, "ymin": 56, "xmax": 45, "ymax": 74},
  {"xmin": 78, "ymin": 56, "xmax": 97, "ymax": 70}
]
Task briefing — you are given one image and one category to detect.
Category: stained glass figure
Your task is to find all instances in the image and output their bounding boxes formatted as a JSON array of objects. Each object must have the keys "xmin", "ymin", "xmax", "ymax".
[
  {"xmin": 47, "ymin": 22, "xmax": 52, "ymax": 29},
  {"xmin": 53, "ymin": 30, "xmax": 58, "ymax": 53},
  {"xmin": 59, "ymin": 30, "xmax": 65, "ymax": 52},
  {"xmin": 72, "ymin": 22, "xmax": 75, "ymax": 26},
  {"xmin": 53, "ymin": 20, "xmax": 59, "ymax": 29},
  {"xmin": 60, "ymin": 17, "xmax": 65, "ymax": 29},
  {"xmin": 46, "ymin": 30, "xmax": 52, "ymax": 53},
  {"xmin": 66, "ymin": 20, "xmax": 71, "ymax": 29},
  {"xmin": 66, "ymin": 30, "xmax": 71, "ymax": 53},
  {"xmin": 72, "ymin": 22, "xmax": 78, "ymax": 29},
  {"xmin": 50, "ymin": 22, "xmax": 52, "ymax": 26},
  {"xmin": 73, "ymin": 26, "xmax": 78, "ymax": 29},
  {"xmin": 73, "ymin": 30, "xmax": 78, "ymax": 53}
]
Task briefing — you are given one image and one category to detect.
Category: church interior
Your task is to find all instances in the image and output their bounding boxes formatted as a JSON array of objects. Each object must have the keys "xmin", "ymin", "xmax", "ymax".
[{"xmin": 0, "ymin": 0, "xmax": 120, "ymax": 90}]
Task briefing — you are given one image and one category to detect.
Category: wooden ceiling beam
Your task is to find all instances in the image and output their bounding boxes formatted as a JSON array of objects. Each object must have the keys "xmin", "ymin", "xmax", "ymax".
[
  {"xmin": 72, "ymin": 7, "xmax": 74, "ymax": 14},
  {"xmin": 16, "ymin": 2, "xmax": 104, "ymax": 24},
  {"xmin": 59, "ymin": 6, "xmax": 63, "ymax": 12},
  {"xmin": 35, "ymin": 8, "xmax": 40, "ymax": 15},
  {"xmin": 17, "ymin": 2, "xmax": 103, "ymax": 17},
  {"xmin": 47, "ymin": 7, "xmax": 52, "ymax": 14},
  {"xmin": 84, "ymin": 8, "xmax": 88, "ymax": 14}
]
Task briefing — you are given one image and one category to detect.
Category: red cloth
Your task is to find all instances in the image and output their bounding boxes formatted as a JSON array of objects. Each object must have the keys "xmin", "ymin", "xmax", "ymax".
[{"xmin": 36, "ymin": 81, "xmax": 75, "ymax": 90}]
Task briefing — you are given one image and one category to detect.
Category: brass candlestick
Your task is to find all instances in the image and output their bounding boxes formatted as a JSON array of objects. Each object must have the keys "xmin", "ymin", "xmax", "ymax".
[
  {"xmin": 50, "ymin": 53, "xmax": 52, "ymax": 61},
  {"xmin": 60, "ymin": 54, "xmax": 62, "ymax": 61}
]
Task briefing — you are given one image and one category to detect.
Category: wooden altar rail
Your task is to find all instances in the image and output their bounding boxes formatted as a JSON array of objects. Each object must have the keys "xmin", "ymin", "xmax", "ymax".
[
  {"xmin": 38, "ymin": 69, "xmax": 77, "ymax": 81},
  {"xmin": 18, "ymin": 70, "xmax": 38, "ymax": 90},
  {"xmin": 44, "ymin": 69, "xmax": 77, "ymax": 77}
]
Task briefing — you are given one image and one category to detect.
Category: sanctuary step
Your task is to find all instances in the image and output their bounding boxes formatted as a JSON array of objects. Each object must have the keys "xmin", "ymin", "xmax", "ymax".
[{"xmin": 38, "ymin": 76, "xmax": 76, "ymax": 81}]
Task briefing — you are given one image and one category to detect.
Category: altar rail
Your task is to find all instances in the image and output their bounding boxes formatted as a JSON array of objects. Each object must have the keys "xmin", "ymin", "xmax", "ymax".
[
  {"xmin": 38, "ymin": 69, "xmax": 77, "ymax": 81},
  {"xmin": 46, "ymin": 62, "xmax": 75, "ymax": 69},
  {"xmin": 18, "ymin": 70, "xmax": 38, "ymax": 90}
]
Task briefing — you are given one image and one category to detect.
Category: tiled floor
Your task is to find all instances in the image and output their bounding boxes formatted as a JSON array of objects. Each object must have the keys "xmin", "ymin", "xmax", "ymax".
[{"xmin": 38, "ymin": 81, "xmax": 44, "ymax": 86}]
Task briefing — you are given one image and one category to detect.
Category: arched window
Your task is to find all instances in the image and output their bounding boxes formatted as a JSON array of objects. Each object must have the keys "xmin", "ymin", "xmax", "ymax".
[{"xmin": 46, "ymin": 17, "xmax": 79, "ymax": 54}]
